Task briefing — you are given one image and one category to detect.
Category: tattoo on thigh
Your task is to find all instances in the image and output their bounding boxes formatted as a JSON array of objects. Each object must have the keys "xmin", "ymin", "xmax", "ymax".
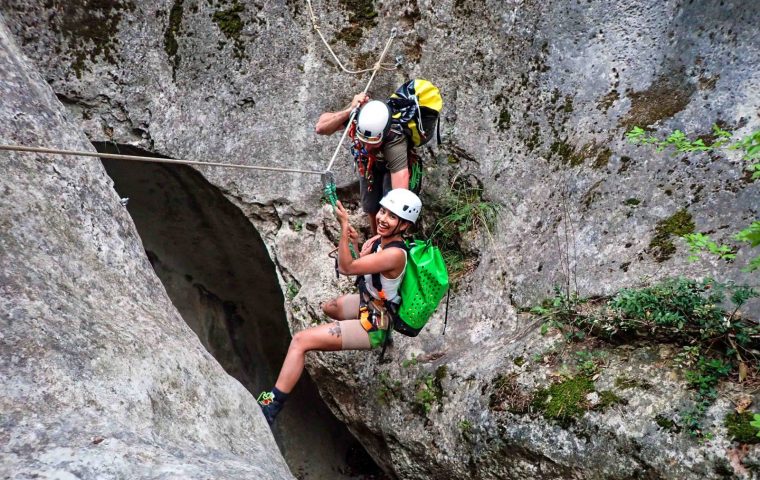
[
  {"xmin": 327, "ymin": 298, "xmax": 338, "ymax": 309},
  {"xmin": 328, "ymin": 322, "xmax": 342, "ymax": 338}
]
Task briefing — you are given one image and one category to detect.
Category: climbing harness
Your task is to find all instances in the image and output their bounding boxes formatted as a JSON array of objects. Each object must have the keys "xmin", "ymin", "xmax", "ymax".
[{"xmin": 323, "ymin": 28, "xmax": 397, "ymax": 174}]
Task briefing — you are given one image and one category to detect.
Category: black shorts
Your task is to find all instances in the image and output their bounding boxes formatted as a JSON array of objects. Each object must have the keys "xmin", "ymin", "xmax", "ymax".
[{"xmin": 359, "ymin": 163, "xmax": 393, "ymax": 214}]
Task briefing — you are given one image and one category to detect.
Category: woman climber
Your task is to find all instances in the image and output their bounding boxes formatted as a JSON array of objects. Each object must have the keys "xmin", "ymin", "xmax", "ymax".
[{"xmin": 256, "ymin": 188, "xmax": 422, "ymax": 425}]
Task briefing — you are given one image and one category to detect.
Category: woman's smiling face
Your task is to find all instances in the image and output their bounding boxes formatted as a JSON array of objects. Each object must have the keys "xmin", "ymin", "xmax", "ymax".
[{"xmin": 376, "ymin": 206, "xmax": 404, "ymax": 236}]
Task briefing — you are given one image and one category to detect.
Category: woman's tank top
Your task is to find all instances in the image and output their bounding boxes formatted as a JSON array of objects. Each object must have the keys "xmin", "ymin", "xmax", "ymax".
[{"xmin": 363, "ymin": 245, "xmax": 407, "ymax": 304}]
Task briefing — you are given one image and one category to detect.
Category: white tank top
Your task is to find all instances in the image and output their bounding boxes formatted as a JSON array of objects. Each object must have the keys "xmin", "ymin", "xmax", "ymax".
[{"xmin": 363, "ymin": 246, "xmax": 407, "ymax": 304}]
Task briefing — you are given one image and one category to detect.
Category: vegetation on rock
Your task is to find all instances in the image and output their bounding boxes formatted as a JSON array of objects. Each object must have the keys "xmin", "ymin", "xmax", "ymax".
[
  {"xmin": 628, "ymin": 125, "xmax": 760, "ymax": 270},
  {"xmin": 725, "ymin": 412, "xmax": 760, "ymax": 444},
  {"xmin": 531, "ymin": 277, "xmax": 758, "ymax": 436}
]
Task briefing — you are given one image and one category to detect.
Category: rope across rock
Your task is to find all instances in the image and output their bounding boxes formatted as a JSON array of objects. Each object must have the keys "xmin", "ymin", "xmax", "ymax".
[{"xmin": 0, "ymin": 5, "xmax": 398, "ymax": 210}]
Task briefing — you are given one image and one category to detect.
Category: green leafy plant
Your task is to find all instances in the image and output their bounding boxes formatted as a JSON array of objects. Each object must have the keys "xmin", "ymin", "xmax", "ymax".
[
  {"xmin": 627, "ymin": 125, "xmax": 759, "ymax": 270},
  {"xmin": 626, "ymin": 124, "xmax": 732, "ymax": 154},
  {"xmin": 411, "ymin": 367, "xmax": 447, "ymax": 416},
  {"xmin": 751, "ymin": 414, "xmax": 760, "ymax": 438},
  {"xmin": 735, "ymin": 221, "xmax": 760, "ymax": 272},
  {"xmin": 402, "ymin": 354, "xmax": 419, "ymax": 368},
  {"xmin": 531, "ymin": 286, "xmax": 586, "ymax": 337},
  {"xmin": 377, "ymin": 372, "xmax": 402, "ymax": 405},
  {"xmin": 458, "ymin": 419, "xmax": 472, "ymax": 433},
  {"xmin": 431, "ymin": 182, "xmax": 501, "ymax": 243},
  {"xmin": 683, "ymin": 233, "xmax": 736, "ymax": 261},
  {"xmin": 575, "ymin": 350, "xmax": 605, "ymax": 377},
  {"xmin": 427, "ymin": 177, "xmax": 501, "ymax": 279},
  {"xmin": 680, "ymin": 356, "xmax": 732, "ymax": 435},
  {"xmin": 286, "ymin": 281, "xmax": 299, "ymax": 300}
]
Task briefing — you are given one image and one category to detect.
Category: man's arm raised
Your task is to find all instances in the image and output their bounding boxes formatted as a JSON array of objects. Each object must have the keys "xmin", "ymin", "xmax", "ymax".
[{"xmin": 315, "ymin": 92, "xmax": 370, "ymax": 135}]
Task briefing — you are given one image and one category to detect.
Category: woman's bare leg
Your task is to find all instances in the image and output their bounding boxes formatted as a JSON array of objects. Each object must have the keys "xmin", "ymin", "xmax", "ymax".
[
  {"xmin": 274, "ymin": 321, "xmax": 344, "ymax": 393},
  {"xmin": 322, "ymin": 294, "xmax": 360, "ymax": 320}
]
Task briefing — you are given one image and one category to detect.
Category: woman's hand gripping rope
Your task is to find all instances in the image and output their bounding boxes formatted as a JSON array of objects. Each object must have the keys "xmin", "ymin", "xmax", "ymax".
[
  {"xmin": 335, "ymin": 200, "xmax": 359, "ymax": 259},
  {"xmin": 322, "ymin": 172, "xmax": 358, "ymax": 266}
]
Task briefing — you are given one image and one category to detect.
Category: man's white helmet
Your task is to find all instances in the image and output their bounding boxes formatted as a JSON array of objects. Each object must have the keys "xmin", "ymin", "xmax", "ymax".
[
  {"xmin": 379, "ymin": 188, "xmax": 422, "ymax": 224},
  {"xmin": 355, "ymin": 100, "xmax": 391, "ymax": 145}
]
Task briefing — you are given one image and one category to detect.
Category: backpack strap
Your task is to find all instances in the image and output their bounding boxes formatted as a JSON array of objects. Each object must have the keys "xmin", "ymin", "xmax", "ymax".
[
  {"xmin": 370, "ymin": 240, "xmax": 407, "ymax": 298},
  {"xmin": 369, "ymin": 239, "xmax": 407, "ymax": 362}
]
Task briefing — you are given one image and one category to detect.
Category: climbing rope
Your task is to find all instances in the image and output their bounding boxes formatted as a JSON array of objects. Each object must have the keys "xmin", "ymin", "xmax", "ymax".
[
  {"xmin": 2, "ymin": 3, "xmax": 398, "ymax": 215},
  {"xmin": 323, "ymin": 28, "xmax": 397, "ymax": 174},
  {"xmin": 305, "ymin": 0, "xmax": 397, "ymax": 75},
  {"xmin": 0, "ymin": 144, "xmax": 324, "ymax": 176}
]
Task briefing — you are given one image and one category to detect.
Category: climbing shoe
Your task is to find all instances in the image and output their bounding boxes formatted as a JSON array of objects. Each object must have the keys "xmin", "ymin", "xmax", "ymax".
[{"xmin": 256, "ymin": 388, "xmax": 288, "ymax": 425}]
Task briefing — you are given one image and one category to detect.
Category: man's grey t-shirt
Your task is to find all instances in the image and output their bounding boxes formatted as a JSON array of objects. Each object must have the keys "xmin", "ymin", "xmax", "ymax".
[{"xmin": 378, "ymin": 130, "xmax": 409, "ymax": 173}]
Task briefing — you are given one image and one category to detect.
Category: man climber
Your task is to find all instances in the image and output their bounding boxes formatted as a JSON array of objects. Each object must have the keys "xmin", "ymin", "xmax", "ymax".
[{"xmin": 315, "ymin": 92, "xmax": 412, "ymax": 235}]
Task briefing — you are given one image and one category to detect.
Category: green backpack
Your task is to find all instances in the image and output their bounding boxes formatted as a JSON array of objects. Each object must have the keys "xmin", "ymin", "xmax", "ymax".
[{"xmin": 370, "ymin": 239, "xmax": 450, "ymax": 337}]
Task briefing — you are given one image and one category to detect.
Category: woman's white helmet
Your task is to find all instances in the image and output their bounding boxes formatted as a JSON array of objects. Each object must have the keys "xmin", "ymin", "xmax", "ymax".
[
  {"xmin": 355, "ymin": 100, "xmax": 391, "ymax": 145},
  {"xmin": 379, "ymin": 188, "xmax": 422, "ymax": 224}
]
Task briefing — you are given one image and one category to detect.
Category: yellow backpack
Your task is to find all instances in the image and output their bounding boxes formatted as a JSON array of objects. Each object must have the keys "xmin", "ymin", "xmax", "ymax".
[{"xmin": 388, "ymin": 79, "xmax": 443, "ymax": 148}]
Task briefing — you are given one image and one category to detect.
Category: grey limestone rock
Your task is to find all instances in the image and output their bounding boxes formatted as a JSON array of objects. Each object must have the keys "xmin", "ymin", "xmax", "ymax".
[
  {"xmin": 1, "ymin": 0, "xmax": 759, "ymax": 478},
  {"xmin": 0, "ymin": 17, "xmax": 292, "ymax": 480}
]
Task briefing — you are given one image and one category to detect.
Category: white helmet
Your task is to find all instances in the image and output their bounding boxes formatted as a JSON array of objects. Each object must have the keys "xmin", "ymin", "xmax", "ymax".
[
  {"xmin": 379, "ymin": 188, "xmax": 422, "ymax": 224},
  {"xmin": 355, "ymin": 100, "xmax": 391, "ymax": 144}
]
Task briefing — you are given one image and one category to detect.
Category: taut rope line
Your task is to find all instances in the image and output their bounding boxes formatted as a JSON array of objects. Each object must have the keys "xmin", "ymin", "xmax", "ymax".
[
  {"xmin": 2, "ymin": 4, "xmax": 398, "ymax": 190},
  {"xmin": 0, "ymin": 144, "xmax": 324, "ymax": 176}
]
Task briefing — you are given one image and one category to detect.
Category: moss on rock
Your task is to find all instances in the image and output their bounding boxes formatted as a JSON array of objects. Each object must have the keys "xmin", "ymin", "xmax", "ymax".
[
  {"xmin": 164, "ymin": 0, "xmax": 184, "ymax": 79},
  {"xmin": 725, "ymin": 412, "xmax": 760, "ymax": 444},
  {"xmin": 597, "ymin": 390, "xmax": 626, "ymax": 411},
  {"xmin": 212, "ymin": 2, "xmax": 247, "ymax": 59},
  {"xmin": 621, "ymin": 70, "xmax": 695, "ymax": 129},
  {"xmin": 648, "ymin": 209, "xmax": 695, "ymax": 262},
  {"xmin": 531, "ymin": 376, "xmax": 594, "ymax": 426},
  {"xmin": 336, "ymin": 0, "xmax": 377, "ymax": 46},
  {"xmin": 53, "ymin": 0, "xmax": 135, "ymax": 78}
]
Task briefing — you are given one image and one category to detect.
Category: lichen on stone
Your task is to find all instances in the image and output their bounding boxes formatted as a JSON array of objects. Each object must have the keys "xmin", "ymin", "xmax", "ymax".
[
  {"xmin": 335, "ymin": 0, "xmax": 377, "ymax": 46},
  {"xmin": 621, "ymin": 69, "xmax": 695, "ymax": 128},
  {"xmin": 489, "ymin": 372, "xmax": 531, "ymax": 414},
  {"xmin": 163, "ymin": 0, "xmax": 184, "ymax": 79},
  {"xmin": 52, "ymin": 0, "xmax": 135, "ymax": 78},
  {"xmin": 597, "ymin": 390, "xmax": 625, "ymax": 411},
  {"xmin": 592, "ymin": 148, "xmax": 612, "ymax": 169},
  {"xmin": 614, "ymin": 375, "xmax": 651, "ymax": 390},
  {"xmin": 212, "ymin": 1, "xmax": 247, "ymax": 60},
  {"xmin": 597, "ymin": 89, "xmax": 619, "ymax": 113}
]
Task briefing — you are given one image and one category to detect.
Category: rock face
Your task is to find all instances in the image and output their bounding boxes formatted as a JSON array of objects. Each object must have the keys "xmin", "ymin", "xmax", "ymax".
[
  {"xmin": 1, "ymin": 0, "xmax": 759, "ymax": 479},
  {"xmin": 0, "ymin": 19, "xmax": 292, "ymax": 479}
]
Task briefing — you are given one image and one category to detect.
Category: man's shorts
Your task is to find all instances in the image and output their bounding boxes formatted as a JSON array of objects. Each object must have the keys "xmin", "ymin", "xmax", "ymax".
[{"xmin": 359, "ymin": 133, "xmax": 409, "ymax": 214}]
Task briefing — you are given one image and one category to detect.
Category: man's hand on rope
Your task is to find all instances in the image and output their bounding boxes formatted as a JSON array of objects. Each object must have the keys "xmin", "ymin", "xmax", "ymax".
[{"xmin": 351, "ymin": 92, "xmax": 370, "ymax": 110}]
